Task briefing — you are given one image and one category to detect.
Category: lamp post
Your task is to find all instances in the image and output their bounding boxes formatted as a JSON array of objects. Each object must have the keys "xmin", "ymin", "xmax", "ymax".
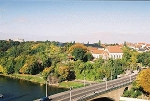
[
  {"xmin": 111, "ymin": 70, "xmax": 112, "ymax": 80},
  {"xmin": 103, "ymin": 78, "xmax": 107, "ymax": 90},
  {"xmin": 106, "ymin": 78, "xmax": 107, "ymax": 90},
  {"xmin": 70, "ymin": 87, "xmax": 72, "ymax": 101},
  {"xmin": 46, "ymin": 80, "xmax": 48, "ymax": 97},
  {"xmin": 84, "ymin": 74, "xmax": 85, "ymax": 87}
]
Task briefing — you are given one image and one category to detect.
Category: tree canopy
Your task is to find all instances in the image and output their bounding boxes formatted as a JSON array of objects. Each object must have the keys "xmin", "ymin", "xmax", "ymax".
[
  {"xmin": 0, "ymin": 40, "xmax": 144, "ymax": 83},
  {"xmin": 136, "ymin": 68, "xmax": 150, "ymax": 94}
]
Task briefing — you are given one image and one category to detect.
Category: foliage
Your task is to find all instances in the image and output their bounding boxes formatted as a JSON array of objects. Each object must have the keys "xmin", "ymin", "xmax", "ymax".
[
  {"xmin": 69, "ymin": 43, "xmax": 88, "ymax": 53},
  {"xmin": 122, "ymin": 46, "xmax": 139, "ymax": 71},
  {"xmin": 137, "ymin": 52, "xmax": 150, "ymax": 67},
  {"xmin": 5, "ymin": 57, "xmax": 15, "ymax": 74},
  {"xmin": 0, "ymin": 65, "xmax": 7, "ymax": 74},
  {"xmin": 69, "ymin": 43, "xmax": 93, "ymax": 62},
  {"xmin": 19, "ymin": 55, "xmax": 39, "ymax": 74},
  {"xmin": 71, "ymin": 48, "xmax": 86, "ymax": 61},
  {"xmin": 136, "ymin": 68, "xmax": 150, "ymax": 94},
  {"xmin": 0, "ymin": 40, "xmax": 141, "ymax": 83},
  {"xmin": 123, "ymin": 81, "xmax": 142, "ymax": 98},
  {"xmin": 84, "ymin": 52, "xmax": 94, "ymax": 62},
  {"xmin": 57, "ymin": 65, "xmax": 75, "ymax": 81},
  {"xmin": 42, "ymin": 67, "xmax": 53, "ymax": 80}
]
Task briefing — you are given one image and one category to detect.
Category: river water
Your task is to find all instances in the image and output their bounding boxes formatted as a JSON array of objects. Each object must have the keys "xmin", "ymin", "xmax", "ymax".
[{"xmin": 0, "ymin": 75, "xmax": 68, "ymax": 101}]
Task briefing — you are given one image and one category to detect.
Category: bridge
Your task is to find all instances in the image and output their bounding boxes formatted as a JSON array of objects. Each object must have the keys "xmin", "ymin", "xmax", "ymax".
[{"xmin": 35, "ymin": 73, "xmax": 137, "ymax": 101}]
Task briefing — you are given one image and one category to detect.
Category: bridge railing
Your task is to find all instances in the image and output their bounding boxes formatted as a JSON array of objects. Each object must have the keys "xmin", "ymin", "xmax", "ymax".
[
  {"xmin": 76, "ymin": 74, "xmax": 137, "ymax": 101},
  {"xmin": 35, "ymin": 74, "xmax": 137, "ymax": 101}
]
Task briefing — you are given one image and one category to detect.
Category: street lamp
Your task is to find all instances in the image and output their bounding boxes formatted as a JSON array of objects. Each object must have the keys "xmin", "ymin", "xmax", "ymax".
[
  {"xmin": 106, "ymin": 78, "xmax": 107, "ymax": 90},
  {"xmin": 46, "ymin": 80, "xmax": 48, "ymax": 97},
  {"xmin": 111, "ymin": 70, "xmax": 112, "ymax": 80},
  {"xmin": 103, "ymin": 78, "xmax": 107, "ymax": 90},
  {"xmin": 70, "ymin": 87, "xmax": 72, "ymax": 101},
  {"xmin": 84, "ymin": 74, "xmax": 85, "ymax": 87}
]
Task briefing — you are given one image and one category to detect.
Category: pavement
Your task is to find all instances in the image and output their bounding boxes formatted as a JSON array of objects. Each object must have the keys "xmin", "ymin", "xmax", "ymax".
[{"xmin": 120, "ymin": 97, "xmax": 149, "ymax": 101}]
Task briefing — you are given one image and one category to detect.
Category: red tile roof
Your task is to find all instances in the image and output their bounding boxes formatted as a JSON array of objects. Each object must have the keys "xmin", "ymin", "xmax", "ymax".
[
  {"xmin": 91, "ymin": 49, "xmax": 104, "ymax": 54},
  {"xmin": 106, "ymin": 46, "xmax": 123, "ymax": 53}
]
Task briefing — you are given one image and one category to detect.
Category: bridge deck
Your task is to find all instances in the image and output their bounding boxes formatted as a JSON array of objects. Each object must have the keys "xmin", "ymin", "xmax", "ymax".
[{"xmin": 35, "ymin": 73, "xmax": 138, "ymax": 101}]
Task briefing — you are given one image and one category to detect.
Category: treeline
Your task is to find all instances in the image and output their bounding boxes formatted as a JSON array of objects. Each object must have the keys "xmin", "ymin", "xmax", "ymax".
[{"xmin": 0, "ymin": 40, "xmax": 150, "ymax": 83}]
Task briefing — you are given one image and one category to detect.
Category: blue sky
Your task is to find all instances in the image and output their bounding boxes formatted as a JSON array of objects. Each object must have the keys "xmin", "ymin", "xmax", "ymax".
[{"xmin": 0, "ymin": 1, "xmax": 150, "ymax": 44}]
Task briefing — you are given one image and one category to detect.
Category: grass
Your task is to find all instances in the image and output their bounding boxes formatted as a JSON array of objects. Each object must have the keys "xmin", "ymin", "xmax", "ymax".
[
  {"xmin": 1, "ymin": 74, "xmax": 89, "ymax": 89},
  {"xmin": 59, "ymin": 81, "xmax": 85, "ymax": 88},
  {"xmin": 7, "ymin": 74, "xmax": 45, "ymax": 84}
]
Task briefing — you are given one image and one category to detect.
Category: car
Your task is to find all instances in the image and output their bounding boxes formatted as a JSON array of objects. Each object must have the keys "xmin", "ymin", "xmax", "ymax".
[{"xmin": 39, "ymin": 97, "xmax": 50, "ymax": 101}]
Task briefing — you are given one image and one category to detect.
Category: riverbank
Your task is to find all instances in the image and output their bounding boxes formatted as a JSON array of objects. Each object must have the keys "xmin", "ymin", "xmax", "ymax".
[
  {"xmin": 0, "ymin": 75, "xmax": 67, "ymax": 101},
  {"xmin": 0, "ymin": 74, "xmax": 86, "ymax": 89},
  {"xmin": 0, "ymin": 73, "xmax": 45, "ymax": 84}
]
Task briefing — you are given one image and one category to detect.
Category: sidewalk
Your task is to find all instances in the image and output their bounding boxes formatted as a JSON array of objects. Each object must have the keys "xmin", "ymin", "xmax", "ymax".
[{"xmin": 120, "ymin": 97, "xmax": 149, "ymax": 101}]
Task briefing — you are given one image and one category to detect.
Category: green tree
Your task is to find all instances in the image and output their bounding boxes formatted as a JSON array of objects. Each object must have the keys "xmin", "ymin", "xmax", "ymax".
[
  {"xmin": 57, "ymin": 66, "xmax": 74, "ymax": 81},
  {"xmin": 98, "ymin": 40, "xmax": 101, "ymax": 46},
  {"xmin": 5, "ymin": 57, "xmax": 15, "ymax": 74},
  {"xmin": 84, "ymin": 52, "xmax": 94, "ymax": 62},
  {"xmin": 42, "ymin": 67, "xmax": 53, "ymax": 80},
  {"xmin": 122, "ymin": 46, "xmax": 132, "ymax": 69},
  {"xmin": 71, "ymin": 48, "xmax": 86, "ymax": 61},
  {"xmin": 137, "ymin": 52, "xmax": 150, "ymax": 67}
]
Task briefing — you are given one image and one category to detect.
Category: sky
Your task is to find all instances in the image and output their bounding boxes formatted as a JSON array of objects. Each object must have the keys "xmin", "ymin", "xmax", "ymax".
[{"xmin": 0, "ymin": 1, "xmax": 150, "ymax": 44}]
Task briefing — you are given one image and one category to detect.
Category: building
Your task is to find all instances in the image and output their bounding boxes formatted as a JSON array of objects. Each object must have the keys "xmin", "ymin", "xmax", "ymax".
[
  {"xmin": 103, "ymin": 46, "xmax": 123, "ymax": 59},
  {"xmin": 87, "ymin": 45, "xmax": 104, "ymax": 59},
  {"xmin": 88, "ymin": 45, "xmax": 123, "ymax": 60},
  {"xmin": 13, "ymin": 38, "xmax": 24, "ymax": 42}
]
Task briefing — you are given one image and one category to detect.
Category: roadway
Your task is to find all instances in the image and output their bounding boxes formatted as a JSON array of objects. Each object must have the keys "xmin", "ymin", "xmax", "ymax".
[{"xmin": 48, "ymin": 73, "xmax": 137, "ymax": 101}]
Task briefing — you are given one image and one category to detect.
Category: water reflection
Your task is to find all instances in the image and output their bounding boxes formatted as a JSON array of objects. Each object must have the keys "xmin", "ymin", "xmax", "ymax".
[{"xmin": 0, "ymin": 75, "xmax": 67, "ymax": 101}]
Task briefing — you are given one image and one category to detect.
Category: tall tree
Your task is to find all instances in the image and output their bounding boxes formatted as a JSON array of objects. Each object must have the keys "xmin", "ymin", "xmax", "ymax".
[
  {"xmin": 98, "ymin": 40, "xmax": 101, "ymax": 46},
  {"xmin": 136, "ymin": 68, "xmax": 150, "ymax": 95},
  {"xmin": 71, "ymin": 48, "xmax": 86, "ymax": 61}
]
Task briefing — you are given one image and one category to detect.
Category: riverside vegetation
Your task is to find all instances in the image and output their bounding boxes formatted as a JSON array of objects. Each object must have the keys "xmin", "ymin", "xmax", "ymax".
[{"xmin": 0, "ymin": 40, "xmax": 150, "ymax": 93}]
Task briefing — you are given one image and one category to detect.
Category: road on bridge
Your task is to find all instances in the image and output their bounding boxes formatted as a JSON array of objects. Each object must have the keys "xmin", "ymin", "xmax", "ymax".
[{"xmin": 35, "ymin": 73, "xmax": 137, "ymax": 101}]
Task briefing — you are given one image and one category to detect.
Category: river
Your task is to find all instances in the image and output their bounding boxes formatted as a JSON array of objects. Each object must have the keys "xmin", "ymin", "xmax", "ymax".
[{"xmin": 0, "ymin": 75, "xmax": 68, "ymax": 101}]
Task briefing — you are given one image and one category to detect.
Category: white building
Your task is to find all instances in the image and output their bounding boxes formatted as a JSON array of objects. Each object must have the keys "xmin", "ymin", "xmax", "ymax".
[
  {"xmin": 13, "ymin": 38, "xmax": 25, "ymax": 42},
  {"xmin": 102, "ymin": 46, "xmax": 123, "ymax": 59}
]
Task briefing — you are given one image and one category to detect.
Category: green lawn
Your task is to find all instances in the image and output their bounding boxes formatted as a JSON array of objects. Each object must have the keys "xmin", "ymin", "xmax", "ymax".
[
  {"xmin": 59, "ymin": 81, "xmax": 85, "ymax": 88},
  {"xmin": 1, "ymin": 74, "xmax": 90, "ymax": 89},
  {"xmin": 10, "ymin": 74, "xmax": 45, "ymax": 84}
]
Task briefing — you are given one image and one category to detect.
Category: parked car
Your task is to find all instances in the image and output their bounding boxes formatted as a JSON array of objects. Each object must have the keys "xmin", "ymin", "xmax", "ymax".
[{"xmin": 39, "ymin": 97, "xmax": 50, "ymax": 101}]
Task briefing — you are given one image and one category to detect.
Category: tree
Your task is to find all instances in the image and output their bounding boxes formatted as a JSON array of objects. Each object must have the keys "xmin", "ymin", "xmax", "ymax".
[
  {"xmin": 19, "ymin": 55, "xmax": 40, "ymax": 74},
  {"xmin": 84, "ymin": 52, "xmax": 94, "ymax": 62},
  {"xmin": 136, "ymin": 68, "xmax": 150, "ymax": 95},
  {"xmin": 5, "ymin": 57, "xmax": 15, "ymax": 74},
  {"xmin": 0, "ymin": 65, "xmax": 7, "ymax": 74},
  {"xmin": 42, "ymin": 67, "xmax": 53, "ymax": 80},
  {"xmin": 122, "ymin": 46, "xmax": 132, "ymax": 70},
  {"xmin": 69, "ymin": 43, "xmax": 88, "ymax": 53},
  {"xmin": 123, "ymin": 41, "xmax": 127, "ymax": 46},
  {"xmin": 71, "ymin": 48, "xmax": 86, "ymax": 61},
  {"xmin": 98, "ymin": 40, "xmax": 101, "ymax": 46},
  {"xmin": 137, "ymin": 52, "xmax": 150, "ymax": 67},
  {"xmin": 57, "ymin": 66, "xmax": 74, "ymax": 81},
  {"xmin": 130, "ymin": 51, "xmax": 138, "ymax": 70}
]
